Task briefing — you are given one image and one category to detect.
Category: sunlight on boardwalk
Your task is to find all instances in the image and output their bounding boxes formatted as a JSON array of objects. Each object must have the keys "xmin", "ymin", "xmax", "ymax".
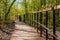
[{"xmin": 10, "ymin": 22, "xmax": 44, "ymax": 40}]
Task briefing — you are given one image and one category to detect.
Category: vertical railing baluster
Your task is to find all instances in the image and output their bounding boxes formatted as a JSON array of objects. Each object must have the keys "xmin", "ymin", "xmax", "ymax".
[
  {"xmin": 23, "ymin": 14, "xmax": 25, "ymax": 22},
  {"xmin": 25, "ymin": 14, "xmax": 26, "ymax": 23},
  {"xmin": 46, "ymin": 11, "xmax": 48, "ymax": 40},
  {"xmin": 33, "ymin": 13, "xmax": 35, "ymax": 27},
  {"xmin": 31, "ymin": 13, "xmax": 32, "ymax": 25},
  {"xmin": 30, "ymin": 14, "xmax": 31, "ymax": 25},
  {"xmin": 27, "ymin": 13, "xmax": 28, "ymax": 24},
  {"xmin": 34, "ymin": 13, "xmax": 36, "ymax": 28},
  {"xmin": 37, "ymin": 13, "xmax": 38, "ymax": 32},
  {"xmin": 26, "ymin": 13, "xmax": 28, "ymax": 23},
  {"xmin": 28, "ymin": 14, "xmax": 29, "ymax": 24},
  {"xmin": 29, "ymin": 14, "xmax": 31, "ymax": 25},
  {"xmin": 34, "ymin": 13, "xmax": 35, "ymax": 28},
  {"xmin": 40, "ymin": 12, "xmax": 42, "ymax": 37},
  {"xmin": 31, "ymin": 13, "xmax": 33, "ymax": 26},
  {"xmin": 19, "ymin": 16, "xmax": 21, "ymax": 21},
  {"xmin": 52, "ymin": 8, "xmax": 56, "ymax": 40},
  {"xmin": 30, "ymin": 13, "xmax": 32, "ymax": 26},
  {"xmin": 32, "ymin": 13, "xmax": 33, "ymax": 26}
]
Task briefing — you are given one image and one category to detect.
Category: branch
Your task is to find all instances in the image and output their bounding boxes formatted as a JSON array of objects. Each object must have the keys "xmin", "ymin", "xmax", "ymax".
[{"xmin": 5, "ymin": 0, "xmax": 16, "ymax": 19}]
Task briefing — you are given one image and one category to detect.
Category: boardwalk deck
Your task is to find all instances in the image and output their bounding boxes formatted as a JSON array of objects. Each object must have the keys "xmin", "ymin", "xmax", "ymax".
[{"xmin": 10, "ymin": 21, "xmax": 44, "ymax": 40}]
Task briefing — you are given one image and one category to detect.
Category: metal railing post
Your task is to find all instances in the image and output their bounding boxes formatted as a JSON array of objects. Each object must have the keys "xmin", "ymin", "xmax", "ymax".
[
  {"xmin": 34, "ymin": 13, "xmax": 36, "ymax": 29},
  {"xmin": 46, "ymin": 11, "xmax": 48, "ymax": 40},
  {"xmin": 33, "ymin": 13, "xmax": 35, "ymax": 27},
  {"xmin": 23, "ymin": 14, "xmax": 25, "ymax": 22},
  {"xmin": 19, "ymin": 16, "xmax": 21, "ymax": 21},
  {"xmin": 52, "ymin": 8, "xmax": 56, "ymax": 40},
  {"xmin": 30, "ymin": 14, "xmax": 32, "ymax": 25},
  {"xmin": 37, "ymin": 13, "xmax": 39, "ymax": 32},
  {"xmin": 40, "ymin": 12, "xmax": 43, "ymax": 37},
  {"xmin": 27, "ymin": 14, "xmax": 29, "ymax": 24},
  {"xmin": 31, "ymin": 14, "xmax": 32, "ymax": 25},
  {"xmin": 32, "ymin": 13, "xmax": 33, "ymax": 26}
]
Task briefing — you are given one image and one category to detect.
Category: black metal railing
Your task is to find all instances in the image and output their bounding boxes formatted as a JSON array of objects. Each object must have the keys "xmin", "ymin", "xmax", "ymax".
[{"xmin": 19, "ymin": 5, "xmax": 60, "ymax": 40}]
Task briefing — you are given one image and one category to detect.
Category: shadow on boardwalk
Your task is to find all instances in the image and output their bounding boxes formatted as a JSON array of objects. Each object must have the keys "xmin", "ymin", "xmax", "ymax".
[{"xmin": 10, "ymin": 21, "xmax": 45, "ymax": 40}]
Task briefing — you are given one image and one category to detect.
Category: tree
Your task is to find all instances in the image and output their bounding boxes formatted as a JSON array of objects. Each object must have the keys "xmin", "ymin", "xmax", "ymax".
[{"xmin": 5, "ymin": 0, "xmax": 16, "ymax": 20}]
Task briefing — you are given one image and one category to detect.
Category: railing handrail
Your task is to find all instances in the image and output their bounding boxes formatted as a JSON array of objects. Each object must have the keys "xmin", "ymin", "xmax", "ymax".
[{"xmin": 28, "ymin": 5, "xmax": 60, "ymax": 14}]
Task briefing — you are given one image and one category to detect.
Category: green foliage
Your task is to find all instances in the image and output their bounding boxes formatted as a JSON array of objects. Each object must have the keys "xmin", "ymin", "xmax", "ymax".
[
  {"xmin": 0, "ymin": 0, "xmax": 16, "ymax": 29},
  {"xmin": 0, "ymin": 0, "xmax": 60, "ymax": 31},
  {"xmin": 20, "ymin": 0, "xmax": 60, "ymax": 31}
]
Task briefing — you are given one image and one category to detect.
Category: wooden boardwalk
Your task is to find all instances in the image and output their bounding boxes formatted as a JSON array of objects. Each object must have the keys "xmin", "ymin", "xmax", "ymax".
[{"xmin": 10, "ymin": 21, "xmax": 44, "ymax": 40}]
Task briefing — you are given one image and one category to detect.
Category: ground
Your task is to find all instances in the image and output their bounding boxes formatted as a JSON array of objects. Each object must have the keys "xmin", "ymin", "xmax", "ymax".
[{"xmin": 10, "ymin": 21, "xmax": 45, "ymax": 40}]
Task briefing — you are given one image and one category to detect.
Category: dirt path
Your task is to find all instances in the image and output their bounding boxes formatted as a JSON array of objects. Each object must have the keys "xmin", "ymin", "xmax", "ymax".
[{"xmin": 10, "ymin": 22, "xmax": 44, "ymax": 40}]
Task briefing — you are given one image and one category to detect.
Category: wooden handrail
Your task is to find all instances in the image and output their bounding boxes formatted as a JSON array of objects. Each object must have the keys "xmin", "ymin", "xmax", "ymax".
[{"xmin": 28, "ymin": 5, "xmax": 60, "ymax": 14}]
